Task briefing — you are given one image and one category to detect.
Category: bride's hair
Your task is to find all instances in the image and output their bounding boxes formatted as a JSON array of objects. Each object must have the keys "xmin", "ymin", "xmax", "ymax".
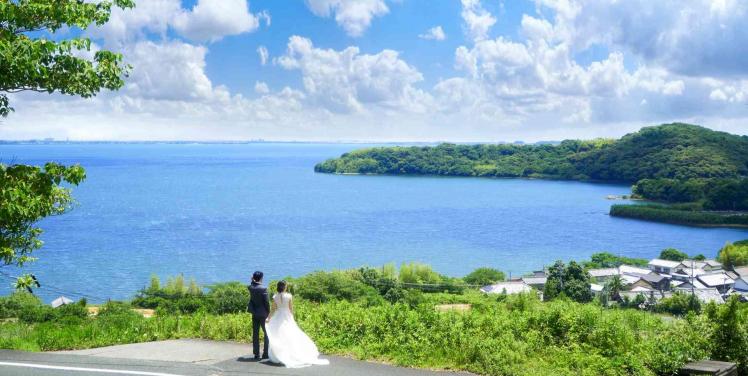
[{"xmin": 277, "ymin": 280, "xmax": 288, "ymax": 294}]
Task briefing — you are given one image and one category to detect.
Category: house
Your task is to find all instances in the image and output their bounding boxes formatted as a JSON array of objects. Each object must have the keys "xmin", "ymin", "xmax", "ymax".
[
  {"xmin": 588, "ymin": 268, "xmax": 619, "ymax": 283},
  {"xmin": 732, "ymin": 267, "xmax": 748, "ymax": 292},
  {"xmin": 630, "ymin": 273, "xmax": 670, "ymax": 291},
  {"xmin": 648, "ymin": 259, "xmax": 680, "ymax": 274},
  {"xmin": 521, "ymin": 276, "xmax": 547, "ymax": 290},
  {"xmin": 697, "ymin": 272, "xmax": 735, "ymax": 294},
  {"xmin": 671, "ymin": 267, "xmax": 707, "ymax": 282},
  {"xmin": 619, "ymin": 265, "xmax": 653, "ymax": 275},
  {"xmin": 590, "ymin": 283, "xmax": 604, "ymax": 294},
  {"xmin": 672, "ymin": 279, "xmax": 708, "ymax": 290},
  {"xmin": 480, "ymin": 281, "xmax": 533, "ymax": 295}
]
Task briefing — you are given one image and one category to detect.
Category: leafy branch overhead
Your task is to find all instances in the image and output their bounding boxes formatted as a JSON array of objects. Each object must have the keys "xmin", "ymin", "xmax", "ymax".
[
  {"xmin": 0, "ymin": 163, "xmax": 85, "ymax": 290},
  {"xmin": 0, "ymin": 0, "xmax": 135, "ymax": 116}
]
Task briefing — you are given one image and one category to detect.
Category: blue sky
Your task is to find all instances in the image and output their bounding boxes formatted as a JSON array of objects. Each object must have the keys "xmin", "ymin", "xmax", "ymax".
[{"xmin": 3, "ymin": 0, "xmax": 748, "ymax": 141}]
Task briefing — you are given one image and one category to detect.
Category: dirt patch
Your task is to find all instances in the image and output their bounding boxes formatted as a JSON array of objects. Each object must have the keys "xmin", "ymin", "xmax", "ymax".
[{"xmin": 434, "ymin": 304, "xmax": 471, "ymax": 313}]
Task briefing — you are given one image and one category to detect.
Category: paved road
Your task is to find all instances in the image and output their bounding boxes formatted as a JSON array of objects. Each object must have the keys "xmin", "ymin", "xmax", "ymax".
[{"xmin": 0, "ymin": 339, "xmax": 472, "ymax": 376}]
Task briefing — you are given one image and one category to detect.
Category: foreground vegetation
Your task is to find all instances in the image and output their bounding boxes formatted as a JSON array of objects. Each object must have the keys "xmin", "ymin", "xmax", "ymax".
[
  {"xmin": 316, "ymin": 123, "xmax": 748, "ymax": 225},
  {"xmin": 1, "ymin": 259, "xmax": 747, "ymax": 376}
]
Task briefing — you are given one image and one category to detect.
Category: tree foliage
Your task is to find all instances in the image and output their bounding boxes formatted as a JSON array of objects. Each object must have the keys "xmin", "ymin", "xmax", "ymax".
[
  {"xmin": 543, "ymin": 260, "xmax": 593, "ymax": 303},
  {"xmin": 0, "ymin": 163, "xmax": 85, "ymax": 290},
  {"xmin": 659, "ymin": 248, "xmax": 689, "ymax": 262},
  {"xmin": 463, "ymin": 267, "xmax": 505, "ymax": 286},
  {"xmin": 0, "ymin": 0, "xmax": 134, "ymax": 116},
  {"xmin": 717, "ymin": 242, "xmax": 748, "ymax": 270},
  {"xmin": 582, "ymin": 252, "xmax": 649, "ymax": 268}
]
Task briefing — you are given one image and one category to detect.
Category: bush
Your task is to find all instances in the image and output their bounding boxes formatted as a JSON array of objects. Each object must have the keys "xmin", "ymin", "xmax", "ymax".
[
  {"xmin": 717, "ymin": 242, "xmax": 748, "ymax": 269},
  {"xmin": 98, "ymin": 301, "xmax": 138, "ymax": 318},
  {"xmin": 398, "ymin": 262, "xmax": 443, "ymax": 285},
  {"xmin": 0, "ymin": 292, "xmax": 43, "ymax": 319},
  {"xmin": 132, "ymin": 275, "xmax": 208, "ymax": 314},
  {"xmin": 207, "ymin": 282, "xmax": 249, "ymax": 314},
  {"xmin": 655, "ymin": 292, "xmax": 701, "ymax": 316},
  {"xmin": 293, "ymin": 270, "xmax": 380, "ymax": 303},
  {"xmin": 464, "ymin": 268, "xmax": 505, "ymax": 286},
  {"xmin": 659, "ymin": 248, "xmax": 689, "ymax": 262}
]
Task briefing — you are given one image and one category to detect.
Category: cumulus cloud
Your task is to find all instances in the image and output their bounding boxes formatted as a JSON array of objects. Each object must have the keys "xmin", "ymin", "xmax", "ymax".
[
  {"xmin": 304, "ymin": 0, "xmax": 388, "ymax": 37},
  {"xmin": 460, "ymin": 0, "xmax": 496, "ymax": 43},
  {"xmin": 277, "ymin": 36, "xmax": 428, "ymax": 113},
  {"xmin": 419, "ymin": 26, "xmax": 446, "ymax": 41},
  {"xmin": 254, "ymin": 81, "xmax": 270, "ymax": 94},
  {"xmin": 90, "ymin": 0, "xmax": 267, "ymax": 45},
  {"xmin": 172, "ymin": 0, "xmax": 262, "ymax": 42}
]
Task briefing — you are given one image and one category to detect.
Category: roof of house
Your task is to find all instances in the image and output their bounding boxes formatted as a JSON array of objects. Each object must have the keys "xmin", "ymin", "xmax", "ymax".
[
  {"xmin": 672, "ymin": 268, "xmax": 707, "ymax": 277},
  {"xmin": 521, "ymin": 276, "xmax": 547, "ymax": 285},
  {"xmin": 481, "ymin": 281, "xmax": 533, "ymax": 294},
  {"xmin": 621, "ymin": 274, "xmax": 642, "ymax": 284},
  {"xmin": 678, "ymin": 260, "xmax": 707, "ymax": 270},
  {"xmin": 697, "ymin": 272, "xmax": 735, "ymax": 287},
  {"xmin": 640, "ymin": 274, "xmax": 668, "ymax": 283},
  {"xmin": 588, "ymin": 268, "xmax": 618, "ymax": 278},
  {"xmin": 590, "ymin": 283, "xmax": 604, "ymax": 292},
  {"xmin": 648, "ymin": 259, "xmax": 680, "ymax": 268},
  {"xmin": 733, "ymin": 267, "xmax": 748, "ymax": 278},
  {"xmin": 704, "ymin": 260, "xmax": 722, "ymax": 267},
  {"xmin": 50, "ymin": 296, "xmax": 74, "ymax": 308},
  {"xmin": 619, "ymin": 265, "xmax": 652, "ymax": 275}
]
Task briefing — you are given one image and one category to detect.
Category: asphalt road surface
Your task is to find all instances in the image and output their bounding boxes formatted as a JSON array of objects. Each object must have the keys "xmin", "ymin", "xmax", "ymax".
[{"xmin": 0, "ymin": 339, "xmax": 473, "ymax": 376}]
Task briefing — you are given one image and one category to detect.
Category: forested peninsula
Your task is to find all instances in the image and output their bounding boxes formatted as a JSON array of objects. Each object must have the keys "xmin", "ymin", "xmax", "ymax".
[{"xmin": 315, "ymin": 123, "xmax": 748, "ymax": 226}]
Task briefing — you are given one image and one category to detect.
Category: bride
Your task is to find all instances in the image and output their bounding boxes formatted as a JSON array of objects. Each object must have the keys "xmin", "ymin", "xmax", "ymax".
[{"xmin": 265, "ymin": 280, "xmax": 329, "ymax": 368}]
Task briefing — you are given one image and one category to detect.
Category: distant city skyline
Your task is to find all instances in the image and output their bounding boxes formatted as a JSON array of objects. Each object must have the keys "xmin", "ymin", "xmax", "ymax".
[{"xmin": 2, "ymin": 0, "xmax": 748, "ymax": 142}]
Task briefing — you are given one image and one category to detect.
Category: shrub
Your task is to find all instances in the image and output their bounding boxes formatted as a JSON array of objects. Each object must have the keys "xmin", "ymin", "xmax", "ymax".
[
  {"xmin": 0, "ymin": 292, "xmax": 43, "ymax": 319},
  {"xmin": 655, "ymin": 292, "xmax": 701, "ymax": 316},
  {"xmin": 717, "ymin": 242, "xmax": 748, "ymax": 269},
  {"xmin": 207, "ymin": 282, "xmax": 249, "ymax": 314},
  {"xmin": 398, "ymin": 262, "xmax": 443, "ymax": 285},
  {"xmin": 293, "ymin": 270, "xmax": 380, "ymax": 303},
  {"xmin": 464, "ymin": 268, "xmax": 505, "ymax": 286},
  {"xmin": 659, "ymin": 248, "xmax": 689, "ymax": 262},
  {"xmin": 98, "ymin": 301, "xmax": 138, "ymax": 318}
]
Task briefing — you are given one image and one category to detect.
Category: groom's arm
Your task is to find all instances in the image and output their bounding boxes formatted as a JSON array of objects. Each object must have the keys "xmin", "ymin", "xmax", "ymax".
[{"xmin": 262, "ymin": 288, "xmax": 271, "ymax": 314}]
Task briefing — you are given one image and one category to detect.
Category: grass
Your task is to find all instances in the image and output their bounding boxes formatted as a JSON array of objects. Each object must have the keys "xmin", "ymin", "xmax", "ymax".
[{"xmin": 0, "ymin": 292, "xmax": 718, "ymax": 376}]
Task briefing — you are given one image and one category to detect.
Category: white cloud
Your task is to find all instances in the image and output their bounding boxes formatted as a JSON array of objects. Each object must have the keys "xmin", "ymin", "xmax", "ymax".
[
  {"xmin": 305, "ymin": 0, "xmax": 388, "ymax": 37},
  {"xmin": 540, "ymin": 0, "xmax": 748, "ymax": 77},
  {"xmin": 277, "ymin": 36, "xmax": 428, "ymax": 113},
  {"xmin": 89, "ymin": 0, "xmax": 181, "ymax": 45},
  {"xmin": 258, "ymin": 10, "xmax": 272, "ymax": 27},
  {"xmin": 123, "ymin": 40, "xmax": 214, "ymax": 101},
  {"xmin": 257, "ymin": 45, "xmax": 269, "ymax": 65},
  {"xmin": 460, "ymin": 0, "xmax": 496, "ymax": 43},
  {"xmin": 254, "ymin": 81, "xmax": 270, "ymax": 94},
  {"xmin": 419, "ymin": 26, "xmax": 446, "ymax": 41},
  {"xmin": 172, "ymin": 0, "xmax": 262, "ymax": 42}
]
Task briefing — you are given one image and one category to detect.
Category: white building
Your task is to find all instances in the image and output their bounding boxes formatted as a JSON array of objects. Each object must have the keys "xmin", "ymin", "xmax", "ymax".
[
  {"xmin": 697, "ymin": 272, "xmax": 735, "ymax": 294},
  {"xmin": 481, "ymin": 281, "xmax": 533, "ymax": 295},
  {"xmin": 648, "ymin": 259, "xmax": 680, "ymax": 274}
]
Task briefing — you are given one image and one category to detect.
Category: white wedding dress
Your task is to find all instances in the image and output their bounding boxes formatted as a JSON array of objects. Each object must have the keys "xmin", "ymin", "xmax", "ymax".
[{"xmin": 266, "ymin": 292, "xmax": 329, "ymax": 368}]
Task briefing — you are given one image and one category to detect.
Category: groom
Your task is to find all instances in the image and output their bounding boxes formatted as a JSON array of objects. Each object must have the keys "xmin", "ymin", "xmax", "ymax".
[{"xmin": 247, "ymin": 271, "xmax": 270, "ymax": 360}]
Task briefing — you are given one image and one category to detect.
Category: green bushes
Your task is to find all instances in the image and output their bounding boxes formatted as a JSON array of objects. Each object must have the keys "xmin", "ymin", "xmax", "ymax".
[
  {"xmin": 292, "ymin": 270, "xmax": 382, "ymax": 304},
  {"xmin": 463, "ymin": 267, "xmax": 506, "ymax": 286},
  {"xmin": 132, "ymin": 275, "xmax": 205, "ymax": 314},
  {"xmin": 206, "ymin": 282, "xmax": 249, "ymax": 314},
  {"xmin": 610, "ymin": 204, "xmax": 748, "ymax": 227},
  {"xmin": 582, "ymin": 252, "xmax": 648, "ymax": 268},
  {"xmin": 655, "ymin": 292, "xmax": 701, "ymax": 316},
  {"xmin": 544, "ymin": 261, "xmax": 593, "ymax": 303},
  {"xmin": 717, "ymin": 242, "xmax": 748, "ymax": 269}
]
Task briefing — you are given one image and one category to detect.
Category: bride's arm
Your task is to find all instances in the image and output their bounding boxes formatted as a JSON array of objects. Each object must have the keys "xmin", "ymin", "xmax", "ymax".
[
  {"xmin": 289, "ymin": 299, "xmax": 294, "ymax": 315},
  {"xmin": 266, "ymin": 300, "xmax": 277, "ymax": 323}
]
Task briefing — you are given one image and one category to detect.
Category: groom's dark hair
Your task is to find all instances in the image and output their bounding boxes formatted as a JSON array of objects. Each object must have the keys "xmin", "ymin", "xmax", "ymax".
[{"xmin": 252, "ymin": 271, "xmax": 264, "ymax": 282}]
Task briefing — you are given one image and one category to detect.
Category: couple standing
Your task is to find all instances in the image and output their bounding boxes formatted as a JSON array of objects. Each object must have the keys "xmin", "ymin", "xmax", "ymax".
[{"xmin": 247, "ymin": 271, "xmax": 329, "ymax": 368}]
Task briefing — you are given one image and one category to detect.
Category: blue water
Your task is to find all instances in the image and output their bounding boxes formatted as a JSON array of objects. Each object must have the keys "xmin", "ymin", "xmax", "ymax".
[{"xmin": 1, "ymin": 143, "xmax": 746, "ymax": 302}]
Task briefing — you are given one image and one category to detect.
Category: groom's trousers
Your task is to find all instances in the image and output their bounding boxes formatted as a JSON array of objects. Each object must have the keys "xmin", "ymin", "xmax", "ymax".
[{"xmin": 252, "ymin": 316, "xmax": 269, "ymax": 357}]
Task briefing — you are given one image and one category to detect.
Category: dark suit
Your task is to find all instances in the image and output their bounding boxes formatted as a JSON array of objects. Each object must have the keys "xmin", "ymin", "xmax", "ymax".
[{"xmin": 248, "ymin": 281, "xmax": 271, "ymax": 357}]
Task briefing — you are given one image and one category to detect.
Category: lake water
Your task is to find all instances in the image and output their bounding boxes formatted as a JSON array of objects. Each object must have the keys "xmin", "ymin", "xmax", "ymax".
[{"xmin": 1, "ymin": 143, "xmax": 746, "ymax": 302}]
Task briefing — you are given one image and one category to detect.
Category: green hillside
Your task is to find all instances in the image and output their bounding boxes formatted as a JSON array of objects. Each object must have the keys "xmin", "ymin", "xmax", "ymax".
[
  {"xmin": 315, "ymin": 123, "xmax": 748, "ymax": 212},
  {"xmin": 316, "ymin": 123, "xmax": 748, "ymax": 181}
]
